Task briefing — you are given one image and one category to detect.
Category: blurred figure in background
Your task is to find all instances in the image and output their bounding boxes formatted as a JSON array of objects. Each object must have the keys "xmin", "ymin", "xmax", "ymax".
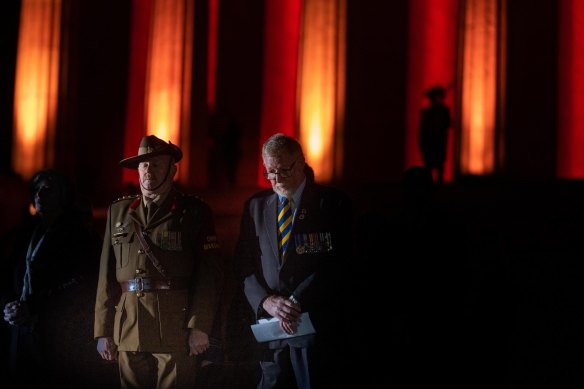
[
  {"xmin": 208, "ymin": 112, "xmax": 242, "ymax": 189},
  {"xmin": 419, "ymin": 86, "xmax": 451, "ymax": 185},
  {"xmin": 2, "ymin": 168, "xmax": 102, "ymax": 388}
]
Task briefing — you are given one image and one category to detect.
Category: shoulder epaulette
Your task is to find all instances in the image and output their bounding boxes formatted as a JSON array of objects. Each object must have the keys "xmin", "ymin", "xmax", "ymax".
[{"xmin": 112, "ymin": 194, "xmax": 140, "ymax": 204}]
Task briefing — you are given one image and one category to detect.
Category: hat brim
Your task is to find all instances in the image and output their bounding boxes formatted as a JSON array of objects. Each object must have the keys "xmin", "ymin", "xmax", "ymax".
[{"xmin": 119, "ymin": 146, "xmax": 183, "ymax": 169}]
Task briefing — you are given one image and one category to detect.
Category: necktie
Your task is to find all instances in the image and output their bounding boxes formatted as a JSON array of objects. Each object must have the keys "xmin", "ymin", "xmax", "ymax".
[
  {"xmin": 147, "ymin": 202, "xmax": 158, "ymax": 223},
  {"xmin": 278, "ymin": 198, "xmax": 292, "ymax": 260}
]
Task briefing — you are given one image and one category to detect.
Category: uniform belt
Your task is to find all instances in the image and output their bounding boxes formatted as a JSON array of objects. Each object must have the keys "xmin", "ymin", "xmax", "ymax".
[{"xmin": 120, "ymin": 278, "xmax": 189, "ymax": 293}]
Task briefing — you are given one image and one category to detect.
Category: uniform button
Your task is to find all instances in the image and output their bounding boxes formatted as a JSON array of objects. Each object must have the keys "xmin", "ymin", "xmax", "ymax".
[
  {"xmin": 138, "ymin": 249, "xmax": 144, "ymax": 254},
  {"xmin": 136, "ymin": 268, "xmax": 145, "ymax": 274}
]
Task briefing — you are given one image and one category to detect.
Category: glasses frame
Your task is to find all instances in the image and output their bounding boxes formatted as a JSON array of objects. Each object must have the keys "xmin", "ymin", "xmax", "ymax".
[{"xmin": 263, "ymin": 159, "xmax": 297, "ymax": 180}]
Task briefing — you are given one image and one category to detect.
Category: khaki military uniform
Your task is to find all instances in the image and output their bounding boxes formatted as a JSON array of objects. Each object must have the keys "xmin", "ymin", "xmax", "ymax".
[{"xmin": 94, "ymin": 188, "xmax": 222, "ymax": 385}]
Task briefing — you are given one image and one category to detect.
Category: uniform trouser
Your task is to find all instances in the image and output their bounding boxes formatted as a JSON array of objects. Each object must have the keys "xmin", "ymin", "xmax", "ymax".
[{"xmin": 118, "ymin": 350, "xmax": 197, "ymax": 389}]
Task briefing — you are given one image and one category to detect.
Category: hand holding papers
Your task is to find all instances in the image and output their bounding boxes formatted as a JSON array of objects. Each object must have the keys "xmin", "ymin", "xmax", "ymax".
[{"xmin": 251, "ymin": 312, "xmax": 316, "ymax": 343}]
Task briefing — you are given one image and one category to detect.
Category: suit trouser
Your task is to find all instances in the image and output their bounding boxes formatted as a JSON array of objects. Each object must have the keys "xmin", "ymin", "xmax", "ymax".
[
  {"xmin": 259, "ymin": 345, "xmax": 311, "ymax": 389},
  {"xmin": 118, "ymin": 350, "xmax": 197, "ymax": 389}
]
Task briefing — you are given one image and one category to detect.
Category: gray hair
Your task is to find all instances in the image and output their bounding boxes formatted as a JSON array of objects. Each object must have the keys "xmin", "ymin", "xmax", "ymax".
[{"xmin": 262, "ymin": 133, "xmax": 304, "ymax": 160}]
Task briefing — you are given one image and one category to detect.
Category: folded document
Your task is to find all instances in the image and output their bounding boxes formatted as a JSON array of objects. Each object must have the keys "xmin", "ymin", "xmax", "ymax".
[{"xmin": 251, "ymin": 312, "xmax": 316, "ymax": 342}]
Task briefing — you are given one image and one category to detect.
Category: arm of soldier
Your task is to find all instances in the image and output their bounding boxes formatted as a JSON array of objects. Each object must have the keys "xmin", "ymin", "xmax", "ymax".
[
  {"xmin": 97, "ymin": 336, "xmax": 118, "ymax": 361},
  {"xmin": 94, "ymin": 206, "xmax": 120, "ymax": 350},
  {"xmin": 188, "ymin": 328, "xmax": 210, "ymax": 356}
]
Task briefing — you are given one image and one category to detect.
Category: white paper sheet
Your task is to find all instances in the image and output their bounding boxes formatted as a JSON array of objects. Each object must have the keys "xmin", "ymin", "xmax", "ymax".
[{"xmin": 251, "ymin": 312, "xmax": 316, "ymax": 343}]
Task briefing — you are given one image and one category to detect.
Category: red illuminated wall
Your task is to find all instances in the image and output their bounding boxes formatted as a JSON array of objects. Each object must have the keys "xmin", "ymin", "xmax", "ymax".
[
  {"xmin": 405, "ymin": 0, "xmax": 458, "ymax": 182},
  {"xmin": 207, "ymin": 0, "xmax": 218, "ymax": 113},
  {"xmin": 257, "ymin": 0, "xmax": 302, "ymax": 186},
  {"xmin": 122, "ymin": 0, "xmax": 152, "ymax": 184},
  {"xmin": 558, "ymin": 0, "xmax": 584, "ymax": 178}
]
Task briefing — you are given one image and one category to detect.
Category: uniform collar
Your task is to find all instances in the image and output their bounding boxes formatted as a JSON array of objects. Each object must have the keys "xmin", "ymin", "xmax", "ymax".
[{"xmin": 142, "ymin": 189, "xmax": 170, "ymax": 209}]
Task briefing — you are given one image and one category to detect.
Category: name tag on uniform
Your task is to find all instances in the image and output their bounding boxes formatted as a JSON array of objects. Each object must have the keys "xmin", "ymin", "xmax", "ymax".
[{"xmin": 294, "ymin": 232, "xmax": 333, "ymax": 254}]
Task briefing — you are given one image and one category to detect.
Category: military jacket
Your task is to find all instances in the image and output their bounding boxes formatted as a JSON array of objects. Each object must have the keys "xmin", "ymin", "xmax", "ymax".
[{"xmin": 94, "ymin": 189, "xmax": 222, "ymax": 353}]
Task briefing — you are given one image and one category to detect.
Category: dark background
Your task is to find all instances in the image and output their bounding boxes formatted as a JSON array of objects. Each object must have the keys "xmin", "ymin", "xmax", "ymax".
[{"xmin": 1, "ymin": 1, "xmax": 583, "ymax": 388}]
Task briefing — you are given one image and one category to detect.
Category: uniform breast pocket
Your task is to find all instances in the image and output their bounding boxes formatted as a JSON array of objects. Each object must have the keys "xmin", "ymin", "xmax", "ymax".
[{"xmin": 111, "ymin": 233, "xmax": 134, "ymax": 268}]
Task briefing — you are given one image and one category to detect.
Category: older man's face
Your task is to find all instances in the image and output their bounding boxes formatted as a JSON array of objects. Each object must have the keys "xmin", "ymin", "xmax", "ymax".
[
  {"xmin": 138, "ymin": 155, "xmax": 174, "ymax": 193},
  {"xmin": 263, "ymin": 152, "xmax": 305, "ymax": 198}
]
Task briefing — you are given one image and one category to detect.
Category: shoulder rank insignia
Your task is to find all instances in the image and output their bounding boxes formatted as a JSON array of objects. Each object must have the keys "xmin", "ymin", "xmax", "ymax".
[{"xmin": 113, "ymin": 194, "xmax": 140, "ymax": 204}]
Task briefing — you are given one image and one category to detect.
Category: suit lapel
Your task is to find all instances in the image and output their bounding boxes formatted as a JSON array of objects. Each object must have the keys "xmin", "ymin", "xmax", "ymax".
[{"xmin": 264, "ymin": 193, "xmax": 280, "ymax": 263}]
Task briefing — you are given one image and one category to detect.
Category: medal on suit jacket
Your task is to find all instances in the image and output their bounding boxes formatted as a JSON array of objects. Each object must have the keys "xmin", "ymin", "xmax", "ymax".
[{"xmin": 295, "ymin": 232, "xmax": 333, "ymax": 254}]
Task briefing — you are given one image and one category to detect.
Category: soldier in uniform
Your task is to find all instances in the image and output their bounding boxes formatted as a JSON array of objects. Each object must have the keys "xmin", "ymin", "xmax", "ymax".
[
  {"xmin": 94, "ymin": 135, "xmax": 223, "ymax": 388},
  {"xmin": 419, "ymin": 85, "xmax": 451, "ymax": 186}
]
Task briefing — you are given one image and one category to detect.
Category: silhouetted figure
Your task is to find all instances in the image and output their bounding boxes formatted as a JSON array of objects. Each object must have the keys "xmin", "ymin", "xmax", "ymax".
[
  {"xmin": 1, "ymin": 169, "xmax": 102, "ymax": 388},
  {"xmin": 209, "ymin": 112, "xmax": 242, "ymax": 188},
  {"xmin": 419, "ymin": 86, "xmax": 451, "ymax": 185},
  {"xmin": 355, "ymin": 166, "xmax": 469, "ymax": 388}
]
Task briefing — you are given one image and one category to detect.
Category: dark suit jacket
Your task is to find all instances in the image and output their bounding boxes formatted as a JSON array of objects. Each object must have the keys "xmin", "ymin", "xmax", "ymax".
[{"xmin": 235, "ymin": 180, "xmax": 353, "ymax": 348}]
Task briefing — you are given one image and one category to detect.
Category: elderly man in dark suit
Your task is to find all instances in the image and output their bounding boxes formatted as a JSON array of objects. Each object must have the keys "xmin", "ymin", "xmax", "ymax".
[
  {"xmin": 235, "ymin": 133, "xmax": 353, "ymax": 389},
  {"xmin": 94, "ymin": 135, "xmax": 223, "ymax": 388}
]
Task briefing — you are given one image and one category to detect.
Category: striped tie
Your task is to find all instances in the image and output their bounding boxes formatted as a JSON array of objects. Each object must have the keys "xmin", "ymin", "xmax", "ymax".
[{"xmin": 278, "ymin": 197, "xmax": 292, "ymax": 260}]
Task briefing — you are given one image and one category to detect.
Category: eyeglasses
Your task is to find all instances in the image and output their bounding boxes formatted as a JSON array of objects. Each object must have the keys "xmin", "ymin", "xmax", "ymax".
[{"xmin": 263, "ymin": 160, "xmax": 297, "ymax": 180}]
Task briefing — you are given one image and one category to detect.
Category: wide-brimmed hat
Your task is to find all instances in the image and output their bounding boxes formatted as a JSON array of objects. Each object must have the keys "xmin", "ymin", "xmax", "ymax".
[
  {"xmin": 120, "ymin": 135, "xmax": 183, "ymax": 169},
  {"xmin": 424, "ymin": 85, "xmax": 446, "ymax": 98}
]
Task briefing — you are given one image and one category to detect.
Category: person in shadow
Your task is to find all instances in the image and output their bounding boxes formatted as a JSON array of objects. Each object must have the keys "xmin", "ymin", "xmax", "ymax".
[
  {"xmin": 419, "ymin": 86, "xmax": 451, "ymax": 185},
  {"xmin": 1, "ymin": 168, "xmax": 103, "ymax": 388},
  {"xmin": 354, "ymin": 165, "xmax": 470, "ymax": 388},
  {"xmin": 208, "ymin": 112, "xmax": 242, "ymax": 189}
]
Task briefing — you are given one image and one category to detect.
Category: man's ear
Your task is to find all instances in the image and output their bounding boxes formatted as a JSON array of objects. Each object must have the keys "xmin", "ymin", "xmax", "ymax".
[{"xmin": 170, "ymin": 164, "xmax": 178, "ymax": 178}]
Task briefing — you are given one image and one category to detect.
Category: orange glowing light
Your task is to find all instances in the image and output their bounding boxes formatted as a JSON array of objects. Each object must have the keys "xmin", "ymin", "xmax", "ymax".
[
  {"xmin": 12, "ymin": 0, "xmax": 61, "ymax": 180},
  {"xmin": 298, "ymin": 0, "xmax": 346, "ymax": 183},
  {"xmin": 460, "ymin": 0, "xmax": 498, "ymax": 175},
  {"xmin": 145, "ymin": 0, "xmax": 193, "ymax": 182}
]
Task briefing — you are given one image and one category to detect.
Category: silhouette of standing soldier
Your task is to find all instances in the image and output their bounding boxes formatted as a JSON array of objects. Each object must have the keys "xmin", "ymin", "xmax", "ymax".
[{"xmin": 419, "ymin": 86, "xmax": 451, "ymax": 185}]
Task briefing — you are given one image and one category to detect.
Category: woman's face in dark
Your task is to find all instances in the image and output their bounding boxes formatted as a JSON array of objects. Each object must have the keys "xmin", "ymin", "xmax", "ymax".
[{"xmin": 33, "ymin": 179, "xmax": 62, "ymax": 216}]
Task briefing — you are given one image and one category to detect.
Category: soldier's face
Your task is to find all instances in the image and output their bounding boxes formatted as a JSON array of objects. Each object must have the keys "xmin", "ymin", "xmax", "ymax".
[
  {"xmin": 138, "ymin": 155, "xmax": 175, "ymax": 193},
  {"xmin": 263, "ymin": 152, "xmax": 305, "ymax": 198}
]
